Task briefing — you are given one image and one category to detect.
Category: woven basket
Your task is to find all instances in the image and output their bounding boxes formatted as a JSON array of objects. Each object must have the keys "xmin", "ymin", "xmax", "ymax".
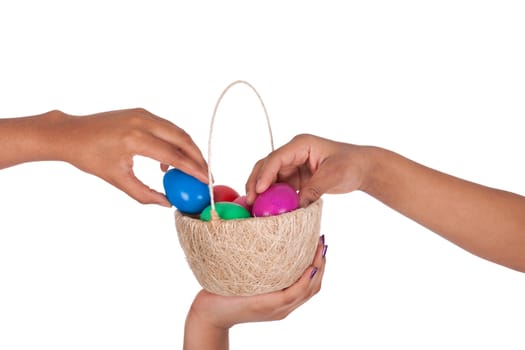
[{"xmin": 174, "ymin": 80, "xmax": 323, "ymax": 296}]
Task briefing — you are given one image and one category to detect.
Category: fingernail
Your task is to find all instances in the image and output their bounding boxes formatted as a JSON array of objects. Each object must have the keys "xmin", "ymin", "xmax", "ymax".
[
  {"xmin": 310, "ymin": 266, "xmax": 318, "ymax": 279},
  {"xmin": 320, "ymin": 235, "xmax": 325, "ymax": 245},
  {"xmin": 322, "ymin": 245, "xmax": 328, "ymax": 258}
]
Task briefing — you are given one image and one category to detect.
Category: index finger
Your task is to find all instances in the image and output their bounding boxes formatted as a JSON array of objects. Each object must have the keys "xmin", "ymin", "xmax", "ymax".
[
  {"xmin": 135, "ymin": 132, "xmax": 209, "ymax": 184},
  {"xmin": 140, "ymin": 110, "xmax": 209, "ymax": 180},
  {"xmin": 245, "ymin": 140, "xmax": 311, "ymax": 200}
]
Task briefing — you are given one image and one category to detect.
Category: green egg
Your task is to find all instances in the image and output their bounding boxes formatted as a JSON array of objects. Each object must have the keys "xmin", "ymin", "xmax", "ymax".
[{"xmin": 200, "ymin": 202, "xmax": 252, "ymax": 221}]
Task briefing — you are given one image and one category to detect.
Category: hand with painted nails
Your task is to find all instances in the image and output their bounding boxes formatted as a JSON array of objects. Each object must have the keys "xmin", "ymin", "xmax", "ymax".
[
  {"xmin": 0, "ymin": 109, "xmax": 208, "ymax": 207},
  {"xmin": 183, "ymin": 237, "xmax": 328, "ymax": 350},
  {"xmin": 246, "ymin": 134, "xmax": 364, "ymax": 208}
]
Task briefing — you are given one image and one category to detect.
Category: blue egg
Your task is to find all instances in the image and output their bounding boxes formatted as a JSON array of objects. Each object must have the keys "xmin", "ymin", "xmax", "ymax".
[{"xmin": 163, "ymin": 168, "xmax": 210, "ymax": 214}]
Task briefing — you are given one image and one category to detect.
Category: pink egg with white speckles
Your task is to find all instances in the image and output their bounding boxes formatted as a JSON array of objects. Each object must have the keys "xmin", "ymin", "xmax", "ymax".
[{"xmin": 251, "ymin": 183, "xmax": 299, "ymax": 217}]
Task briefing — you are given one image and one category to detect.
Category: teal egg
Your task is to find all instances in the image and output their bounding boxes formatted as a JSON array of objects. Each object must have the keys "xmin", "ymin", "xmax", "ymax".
[{"xmin": 200, "ymin": 202, "xmax": 252, "ymax": 221}]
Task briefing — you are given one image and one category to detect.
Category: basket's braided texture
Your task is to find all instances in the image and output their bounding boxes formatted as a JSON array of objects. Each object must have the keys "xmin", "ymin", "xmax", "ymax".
[{"xmin": 175, "ymin": 199, "xmax": 322, "ymax": 296}]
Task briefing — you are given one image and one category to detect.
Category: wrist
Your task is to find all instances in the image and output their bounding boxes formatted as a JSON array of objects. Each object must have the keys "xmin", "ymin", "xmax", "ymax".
[
  {"xmin": 35, "ymin": 110, "xmax": 74, "ymax": 162},
  {"xmin": 0, "ymin": 110, "xmax": 71, "ymax": 169},
  {"xmin": 184, "ymin": 306, "xmax": 229, "ymax": 350},
  {"xmin": 357, "ymin": 146, "xmax": 387, "ymax": 194}
]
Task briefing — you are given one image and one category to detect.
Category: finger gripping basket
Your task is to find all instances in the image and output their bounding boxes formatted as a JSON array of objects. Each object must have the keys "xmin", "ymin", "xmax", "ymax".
[{"xmin": 174, "ymin": 80, "xmax": 323, "ymax": 296}]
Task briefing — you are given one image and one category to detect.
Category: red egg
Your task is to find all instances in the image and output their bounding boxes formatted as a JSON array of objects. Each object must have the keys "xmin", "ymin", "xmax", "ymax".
[
  {"xmin": 213, "ymin": 185, "xmax": 240, "ymax": 202},
  {"xmin": 251, "ymin": 183, "xmax": 299, "ymax": 217}
]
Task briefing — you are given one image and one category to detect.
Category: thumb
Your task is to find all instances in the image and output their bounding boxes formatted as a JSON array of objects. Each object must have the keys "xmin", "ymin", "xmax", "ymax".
[
  {"xmin": 298, "ymin": 169, "xmax": 332, "ymax": 208},
  {"xmin": 116, "ymin": 172, "xmax": 171, "ymax": 207}
]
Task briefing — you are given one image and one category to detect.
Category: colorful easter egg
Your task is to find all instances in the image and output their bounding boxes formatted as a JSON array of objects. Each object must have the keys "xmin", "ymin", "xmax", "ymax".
[
  {"xmin": 200, "ymin": 202, "xmax": 252, "ymax": 221},
  {"xmin": 163, "ymin": 168, "xmax": 210, "ymax": 214},
  {"xmin": 232, "ymin": 195, "xmax": 252, "ymax": 212},
  {"xmin": 213, "ymin": 185, "xmax": 240, "ymax": 202},
  {"xmin": 252, "ymin": 183, "xmax": 299, "ymax": 217}
]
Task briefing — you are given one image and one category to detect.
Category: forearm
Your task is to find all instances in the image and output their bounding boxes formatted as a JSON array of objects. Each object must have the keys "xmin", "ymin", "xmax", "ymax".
[
  {"xmin": 360, "ymin": 146, "xmax": 525, "ymax": 272},
  {"xmin": 184, "ymin": 307, "xmax": 229, "ymax": 350},
  {"xmin": 0, "ymin": 110, "xmax": 70, "ymax": 169}
]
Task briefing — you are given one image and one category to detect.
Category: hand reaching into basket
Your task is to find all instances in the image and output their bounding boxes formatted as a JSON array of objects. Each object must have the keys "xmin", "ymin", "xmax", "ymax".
[
  {"xmin": 246, "ymin": 133, "xmax": 525, "ymax": 272},
  {"xmin": 183, "ymin": 239, "xmax": 327, "ymax": 350},
  {"xmin": 246, "ymin": 134, "xmax": 363, "ymax": 208},
  {"xmin": 0, "ymin": 109, "xmax": 208, "ymax": 206}
]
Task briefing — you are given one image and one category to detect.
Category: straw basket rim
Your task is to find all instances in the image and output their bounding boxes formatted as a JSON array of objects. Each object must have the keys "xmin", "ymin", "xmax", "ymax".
[{"xmin": 174, "ymin": 197, "xmax": 323, "ymax": 226}]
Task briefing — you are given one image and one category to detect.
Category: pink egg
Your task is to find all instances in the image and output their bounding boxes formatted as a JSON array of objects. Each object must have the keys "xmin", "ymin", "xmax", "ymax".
[
  {"xmin": 251, "ymin": 183, "xmax": 299, "ymax": 217},
  {"xmin": 232, "ymin": 195, "xmax": 252, "ymax": 213}
]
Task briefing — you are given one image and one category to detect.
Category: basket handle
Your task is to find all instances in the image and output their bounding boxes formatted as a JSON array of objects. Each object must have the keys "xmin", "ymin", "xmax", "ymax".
[{"xmin": 207, "ymin": 80, "xmax": 275, "ymax": 220}]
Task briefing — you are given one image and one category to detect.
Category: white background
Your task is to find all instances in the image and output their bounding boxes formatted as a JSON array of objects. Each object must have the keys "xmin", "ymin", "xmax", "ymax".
[{"xmin": 1, "ymin": 1, "xmax": 524, "ymax": 349}]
